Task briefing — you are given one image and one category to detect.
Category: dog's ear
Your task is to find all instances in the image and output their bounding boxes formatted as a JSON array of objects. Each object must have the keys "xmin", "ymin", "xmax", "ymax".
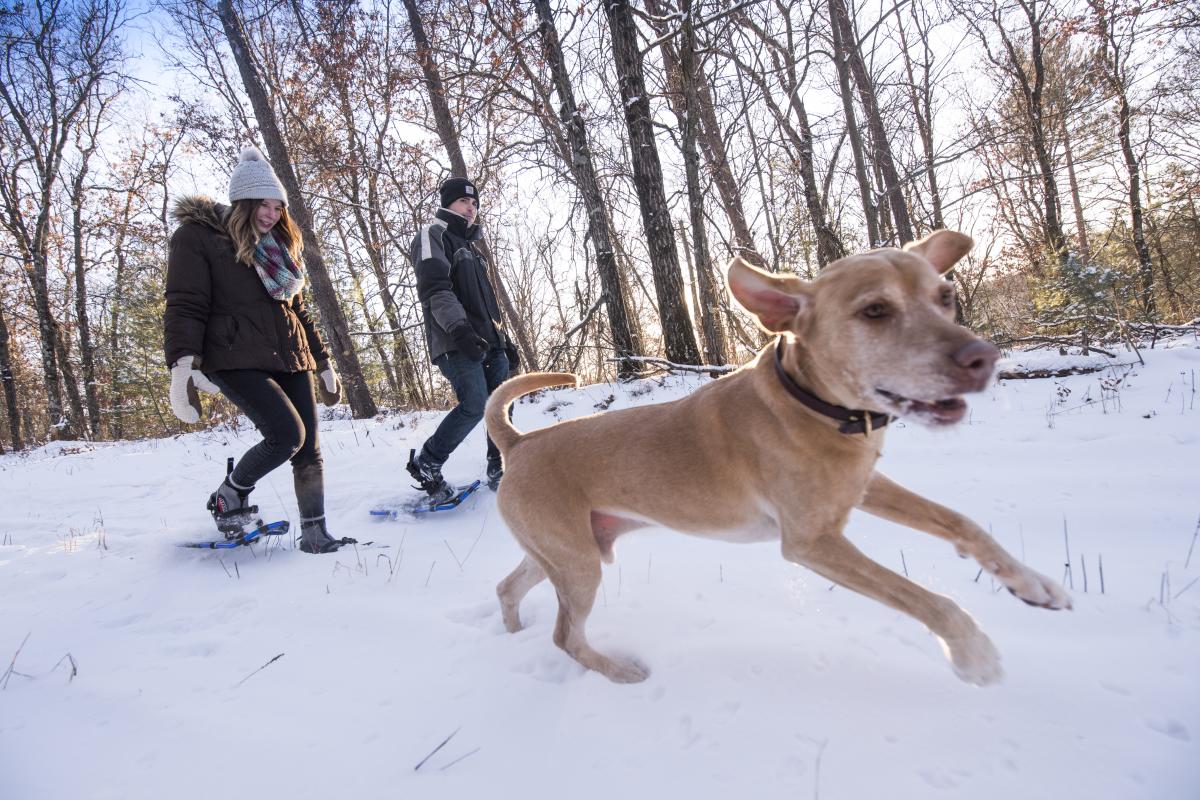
[
  {"xmin": 903, "ymin": 230, "xmax": 973, "ymax": 276},
  {"xmin": 726, "ymin": 256, "xmax": 811, "ymax": 332}
]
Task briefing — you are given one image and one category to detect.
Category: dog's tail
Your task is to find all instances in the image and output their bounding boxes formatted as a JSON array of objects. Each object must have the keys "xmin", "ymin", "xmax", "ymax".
[{"xmin": 485, "ymin": 372, "xmax": 579, "ymax": 453}]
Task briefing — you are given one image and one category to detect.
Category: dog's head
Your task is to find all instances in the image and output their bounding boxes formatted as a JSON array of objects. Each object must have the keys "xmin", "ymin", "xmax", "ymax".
[{"xmin": 727, "ymin": 231, "xmax": 999, "ymax": 426}]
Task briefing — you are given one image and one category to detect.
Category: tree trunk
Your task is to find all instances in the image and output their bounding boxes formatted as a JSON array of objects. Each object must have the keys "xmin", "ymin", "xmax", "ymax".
[
  {"xmin": 0, "ymin": 302, "xmax": 21, "ymax": 450},
  {"xmin": 828, "ymin": 0, "xmax": 913, "ymax": 244},
  {"xmin": 23, "ymin": 255, "xmax": 73, "ymax": 438},
  {"xmin": 217, "ymin": 0, "xmax": 377, "ymax": 417},
  {"xmin": 534, "ymin": 0, "xmax": 640, "ymax": 376},
  {"xmin": 107, "ymin": 188, "xmax": 136, "ymax": 440},
  {"xmin": 1059, "ymin": 115, "xmax": 1091, "ymax": 265},
  {"xmin": 1087, "ymin": 0, "xmax": 1154, "ymax": 316},
  {"xmin": 290, "ymin": 0, "xmax": 427, "ymax": 407},
  {"xmin": 826, "ymin": 0, "xmax": 880, "ymax": 247},
  {"xmin": 896, "ymin": 7, "xmax": 945, "ymax": 231},
  {"xmin": 400, "ymin": 0, "xmax": 467, "ymax": 180},
  {"xmin": 70, "ymin": 155, "xmax": 102, "ymax": 438},
  {"xmin": 1008, "ymin": 0, "xmax": 1067, "ymax": 267},
  {"xmin": 53, "ymin": 320, "xmax": 86, "ymax": 438},
  {"xmin": 678, "ymin": 0, "xmax": 727, "ymax": 364},
  {"xmin": 604, "ymin": 0, "xmax": 700, "ymax": 364}
]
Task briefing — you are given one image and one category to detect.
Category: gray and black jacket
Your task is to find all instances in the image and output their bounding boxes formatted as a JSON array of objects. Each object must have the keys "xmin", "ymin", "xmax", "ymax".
[{"xmin": 410, "ymin": 207, "xmax": 507, "ymax": 362}]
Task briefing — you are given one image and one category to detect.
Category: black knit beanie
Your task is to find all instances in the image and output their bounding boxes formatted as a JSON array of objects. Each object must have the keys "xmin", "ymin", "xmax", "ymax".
[{"xmin": 439, "ymin": 177, "xmax": 479, "ymax": 209}]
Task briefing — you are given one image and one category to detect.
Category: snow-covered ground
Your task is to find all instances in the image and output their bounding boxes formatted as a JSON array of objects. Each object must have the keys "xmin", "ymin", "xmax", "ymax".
[{"xmin": 2, "ymin": 341, "xmax": 1197, "ymax": 800}]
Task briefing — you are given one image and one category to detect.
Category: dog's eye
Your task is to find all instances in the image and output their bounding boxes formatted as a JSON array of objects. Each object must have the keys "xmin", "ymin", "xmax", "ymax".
[
  {"xmin": 940, "ymin": 288, "xmax": 955, "ymax": 308},
  {"xmin": 861, "ymin": 303, "xmax": 889, "ymax": 320}
]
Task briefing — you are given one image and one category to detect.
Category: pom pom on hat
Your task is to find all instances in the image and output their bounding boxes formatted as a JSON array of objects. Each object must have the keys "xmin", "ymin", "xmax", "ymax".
[{"xmin": 229, "ymin": 146, "xmax": 287, "ymax": 205}]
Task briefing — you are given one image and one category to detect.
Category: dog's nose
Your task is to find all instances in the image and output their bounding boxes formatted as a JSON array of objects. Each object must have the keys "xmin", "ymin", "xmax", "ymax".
[{"xmin": 953, "ymin": 340, "xmax": 1000, "ymax": 386}]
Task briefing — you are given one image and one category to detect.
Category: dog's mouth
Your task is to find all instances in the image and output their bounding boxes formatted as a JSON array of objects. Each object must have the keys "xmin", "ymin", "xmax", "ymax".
[{"xmin": 875, "ymin": 388, "xmax": 967, "ymax": 425}]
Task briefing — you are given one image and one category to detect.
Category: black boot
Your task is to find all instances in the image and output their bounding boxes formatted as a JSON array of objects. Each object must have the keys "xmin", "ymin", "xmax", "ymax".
[
  {"xmin": 406, "ymin": 449, "xmax": 453, "ymax": 503},
  {"xmin": 298, "ymin": 516, "xmax": 355, "ymax": 554},
  {"xmin": 486, "ymin": 458, "xmax": 503, "ymax": 491},
  {"xmin": 207, "ymin": 477, "xmax": 258, "ymax": 537}
]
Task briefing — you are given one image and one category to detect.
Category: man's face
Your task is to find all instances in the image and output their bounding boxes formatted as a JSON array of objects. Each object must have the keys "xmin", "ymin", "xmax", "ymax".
[{"xmin": 448, "ymin": 195, "xmax": 478, "ymax": 222}]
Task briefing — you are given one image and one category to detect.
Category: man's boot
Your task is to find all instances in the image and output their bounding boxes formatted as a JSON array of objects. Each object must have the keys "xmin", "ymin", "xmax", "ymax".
[
  {"xmin": 406, "ymin": 449, "xmax": 453, "ymax": 503},
  {"xmin": 486, "ymin": 458, "xmax": 503, "ymax": 491}
]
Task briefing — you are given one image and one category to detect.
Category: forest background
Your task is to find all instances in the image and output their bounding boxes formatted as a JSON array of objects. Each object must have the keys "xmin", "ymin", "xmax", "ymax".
[{"xmin": 0, "ymin": 0, "xmax": 1196, "ymax": 448}]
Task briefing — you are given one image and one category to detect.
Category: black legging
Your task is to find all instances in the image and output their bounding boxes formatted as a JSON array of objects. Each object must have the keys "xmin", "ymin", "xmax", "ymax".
[{"xmin": 208, "ymin": 369, "xmax": 324, "ymax": 520}]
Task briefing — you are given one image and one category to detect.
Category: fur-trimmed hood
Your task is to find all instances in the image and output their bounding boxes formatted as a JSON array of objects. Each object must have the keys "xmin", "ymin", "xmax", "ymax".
[
  {"xmin": 163, "ymin": 194, "xmax": 329, "ymax": 372},
  {"xmin": 170, "ymin": 195, "xmax": 229, "ymax": 232}
]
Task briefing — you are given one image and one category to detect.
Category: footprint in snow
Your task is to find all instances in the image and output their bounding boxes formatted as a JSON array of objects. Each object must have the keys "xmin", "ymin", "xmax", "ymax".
[
  {"xmin": 443, "ymin": 601, "xmax": 496, "ymax": 629},
  {"xmin": 1146, "ymin": 717, "xmax": 1190, "ymax": 742}
]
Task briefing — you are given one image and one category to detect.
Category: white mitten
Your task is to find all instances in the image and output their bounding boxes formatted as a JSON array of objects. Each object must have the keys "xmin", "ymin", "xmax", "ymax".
[
  {"xmin": 316, "ymin": 358, "xmax": 340, "ymax": 406},
  {"xmin": 169, "ymin": 355, "xmax": 219, "ymax": 423}
]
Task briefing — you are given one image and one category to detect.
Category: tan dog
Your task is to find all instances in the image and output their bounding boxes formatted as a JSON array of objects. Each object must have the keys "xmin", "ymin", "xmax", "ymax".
[{"xmin": 484, "ymin": 231, "xmax": 1070, "ymax": 685}]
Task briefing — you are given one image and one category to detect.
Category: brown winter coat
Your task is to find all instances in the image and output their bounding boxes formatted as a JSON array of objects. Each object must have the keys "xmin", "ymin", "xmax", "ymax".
[{"xmin": 163, "ymin": 196, "xmax": 329, "ymax": 373}]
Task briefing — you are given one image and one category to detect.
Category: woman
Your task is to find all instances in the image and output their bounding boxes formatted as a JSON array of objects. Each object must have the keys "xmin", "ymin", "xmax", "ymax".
[{"xmin": 164, "ymin": 146, "xmax": 350, "ymax": 554}]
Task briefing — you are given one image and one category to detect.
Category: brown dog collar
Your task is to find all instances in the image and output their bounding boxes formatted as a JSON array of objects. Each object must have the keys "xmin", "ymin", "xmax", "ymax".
[{"xmin": 773, "ymin": 340, "xmax": 892, "ymax": 436}]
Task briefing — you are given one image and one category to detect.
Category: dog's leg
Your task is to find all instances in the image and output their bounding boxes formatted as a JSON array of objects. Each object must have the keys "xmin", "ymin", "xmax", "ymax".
[
  {"xmin": 543, "ymin": 552, "xmax": 650, "ymax": 684},
  {"xmin": 497, "ymin": 555, "xmax": 547, "ymax": 633},
  {"xmin": 784, "ymin": 532, "xmax": 1003, "ymax": 685},
  {"xmin": 859, "ymin": 472, "xmax": 1071, "ymax": 610}
]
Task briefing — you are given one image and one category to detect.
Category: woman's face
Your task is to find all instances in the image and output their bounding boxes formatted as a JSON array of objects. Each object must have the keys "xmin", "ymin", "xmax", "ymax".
[
  {"xmin": 448, "ymin": 196, "xmax": 478, "ymax": 223},
  {"xmin": 255, "ymin": 199, "xmax": 284, "ymax": 234}
]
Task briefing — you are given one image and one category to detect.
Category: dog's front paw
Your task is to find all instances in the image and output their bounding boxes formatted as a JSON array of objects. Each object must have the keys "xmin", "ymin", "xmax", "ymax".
[
  {"xmin": 939, "ymin": 631, "xmax": 1004, "ymax": 687},
  {"xmin": 609, "ymin": 656, "xmax": 651, "ymax": 684},
  {"xmin": 993, "ymin": 561, "xmax": 1073, "ymax": 610}
]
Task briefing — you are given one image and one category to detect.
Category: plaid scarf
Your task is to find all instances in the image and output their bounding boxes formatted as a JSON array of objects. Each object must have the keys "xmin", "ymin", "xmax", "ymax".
[{"xmin": 252, "ymin": 230, "xmax": 306, "ymax": 301}]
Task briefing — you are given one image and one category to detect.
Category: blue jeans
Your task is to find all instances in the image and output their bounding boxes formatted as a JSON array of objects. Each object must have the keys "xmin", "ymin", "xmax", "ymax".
[{"xmin": 421, "ymin": 348, "xmax": 510, "ymax": 467}]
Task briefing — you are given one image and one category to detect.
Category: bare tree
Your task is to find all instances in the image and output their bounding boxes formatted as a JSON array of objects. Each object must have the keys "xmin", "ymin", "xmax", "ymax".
[
  {"xmin": 532, "ymin": 0, "xmax": 641, "ymax": 375},
  {"xmin": 605, "ymin": 0, "xmax": 700, "ymax": 364},
  {"xmin": 66, "ymin": 89, "xmax": 117, "ymax": 439},
  {"xmin": 0, "ymin": 299, "xmax": 19, "ymax": 449},
  {"xmin": 823, "ymin": 0, "xmax": 879, "ymax": 246},
  {"xmin": 827, "ymin": 0, "xmax": 914, "ymax": 244},
  {"xmin": 1088, "ymin": 0, "xmax": 1156, "ymax": 318},
  {"xmin": 286, "ymin": 0, "xmax": 428, "ymax": 406},
  {"xmin": 958, "ymin": 0, "xmax": 1068, "ymax": 271},
  {"xmin": 726, "ymin": 5, "xmax": 845, "ymax": 267},
  {"xmin": 644, "ymin": 0, "xmax": 762, "ymax": 266},
  {"xmin": 400, "ymin": 0, "xmax": 537, "ymax": 371},
  {"xmin": 675, "ymin": 0, "xmax": 728, "ymax": 363},
  {"xmin": 895, "ymin": 1, "xmax": 946, "ymax": 233},
  {"xmin": 0, "ymin": 0, "xmax": 125, "ymax": 439},
  {"xmin": 215, "ymin": 0, "xmax": 377, "ymax": 417}
]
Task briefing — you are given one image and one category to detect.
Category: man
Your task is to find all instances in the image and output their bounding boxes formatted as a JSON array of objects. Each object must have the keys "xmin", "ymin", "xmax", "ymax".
[{"xmin": 407, "ymin": 176, "xmax": 519, "ymax": 501}]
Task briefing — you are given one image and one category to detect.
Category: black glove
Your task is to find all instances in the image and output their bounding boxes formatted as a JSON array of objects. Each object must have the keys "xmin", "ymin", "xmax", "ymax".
[
  {"xmin": 504, "ymin": 341, "xmax": 520, "ymax": 373},
  {"xmin": 449, "ymin": 322, "xmax": 488, "ymax": 362}
]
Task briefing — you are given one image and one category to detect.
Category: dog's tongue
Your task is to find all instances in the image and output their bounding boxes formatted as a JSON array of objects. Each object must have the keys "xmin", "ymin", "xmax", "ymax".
[{"xmin": 914, "ymin": 396, "xmax": 967, "ymax": 424}]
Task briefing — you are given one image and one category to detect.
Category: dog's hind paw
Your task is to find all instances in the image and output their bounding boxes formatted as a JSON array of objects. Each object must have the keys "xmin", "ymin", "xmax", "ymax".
[
  {"xmin": 940, "ymin": 631, "xmax": 1004, "ymax": 687},
  {"xmin": 592, "ymin": 653, "xmax": 651, "ymax": 684}
]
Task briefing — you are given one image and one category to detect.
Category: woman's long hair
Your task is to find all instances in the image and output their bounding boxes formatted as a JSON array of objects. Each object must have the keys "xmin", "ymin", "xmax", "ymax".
[{"xmin": 226, "ymin": 199, "xmax": 305, "ymax": 266}]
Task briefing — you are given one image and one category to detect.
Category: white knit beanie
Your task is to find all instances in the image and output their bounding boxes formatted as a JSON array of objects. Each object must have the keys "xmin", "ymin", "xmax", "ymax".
[{"xmin": 228, "ymin": 146, "xmax": 287, "ymax": 204}]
